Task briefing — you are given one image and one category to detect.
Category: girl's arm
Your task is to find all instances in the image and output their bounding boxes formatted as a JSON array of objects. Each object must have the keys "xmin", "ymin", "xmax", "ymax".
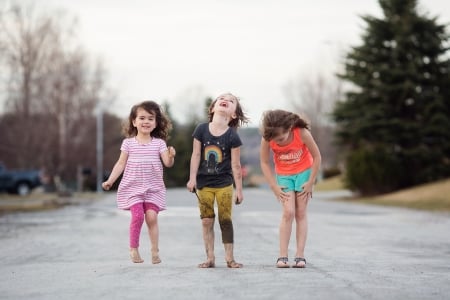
[
  {"xmin": 231, "ymin": 146, "xmax": 243, "ymax": 204},
  {"xmin": 102, "ymin": 151, "xmax": 128, "ymax": 190},
  {"xmin": 260, "ymin": 137, "xmax": 288, "ymax": 201},
  {"xmin": 161, "ymin": 146, "xmax": 176, "ymax": 167},
  {"xmin": 300, "ymin": 128, "xmax": 322, "ymax": 195},
  {"xmin": 186, "ymin": 138, "xmax": 201, "ymax": 192}
]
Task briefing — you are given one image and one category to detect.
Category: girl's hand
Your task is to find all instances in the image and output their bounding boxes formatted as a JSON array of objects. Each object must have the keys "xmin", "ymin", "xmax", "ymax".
[
  {"xmin": 300, "ymin": 181, "xmax": 313, "ymax": 198},
  {"xmin": 235, "ymin": 190, "xmax": 244, "ymax": 205},
  {"xmin": 186, "ymin": 179, "xmax": 196, "ymax": 193},
  {"xmin": 102, "ymin": 181, "xmax": 112, "ymax": 191},
  {"xmin": 168, "ymin": 146, "xmax": 176, "ymax": 158},
  {"xmin": 273, "ymin": 185, "xmax": 289, "ymax": 203}
]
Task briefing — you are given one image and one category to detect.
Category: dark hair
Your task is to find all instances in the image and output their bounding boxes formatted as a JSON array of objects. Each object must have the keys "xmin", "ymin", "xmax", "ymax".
[
  {"xmin": 207, "ymin": 93, "xmax": 249, "ymax": 129},
  {"xmin": 260, "ymin": 109, "xmax": 309, "ymax": 141},
  {"xmin": 123, "ymin": 100, "xmax": 172, "ymax": 141}
]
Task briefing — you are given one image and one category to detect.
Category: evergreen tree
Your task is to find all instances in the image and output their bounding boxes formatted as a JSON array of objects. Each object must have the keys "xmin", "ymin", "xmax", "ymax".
[
  {"xmin": 162, "ymin": 98, "xmax": 211, "ymax": 187},
  {"xmin": 162, "ymin": 101, "xmax": 192, "ymax": 187},
  {"xmin": 332, "ymin": 0, "xmax": 450, "ymax": 195}
]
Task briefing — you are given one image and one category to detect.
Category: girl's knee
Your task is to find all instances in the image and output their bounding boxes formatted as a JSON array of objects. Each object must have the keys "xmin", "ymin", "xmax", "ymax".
[
  {"xmin": 201, "ymin": 217, "xmax": 214, "ymax": 227},
  {"xmin": 282, "ymin": 210, "xmax": 295, "ymax": 222},
  {"xmin": 295, "ymin": 210, "xmax": 307, "ymax": 221},
  {"xmin": 145, "ymin": 209, "xmax": 158, "ymax": 223}
]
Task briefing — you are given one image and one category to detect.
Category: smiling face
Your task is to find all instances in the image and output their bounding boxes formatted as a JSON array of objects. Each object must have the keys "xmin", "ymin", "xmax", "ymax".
[
  {"xmin": 212, "ymin": 93, "xmax": 238, "ymax": 118},
  {"xmin": 132, "ymin": 107, "xmax": 157, "ymax": 135},
  {"xmin": 207, "ymin": 92, "xmax": 248, "ymax": 128}
]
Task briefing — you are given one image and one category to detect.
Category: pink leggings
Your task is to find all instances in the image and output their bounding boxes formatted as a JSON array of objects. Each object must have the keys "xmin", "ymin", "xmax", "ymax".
[{"xmin": 129, "ymin": 202, "xmax": 160, "ymax": 248}]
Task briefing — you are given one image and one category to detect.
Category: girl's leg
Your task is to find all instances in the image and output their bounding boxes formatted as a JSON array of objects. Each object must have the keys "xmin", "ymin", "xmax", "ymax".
[
  {"xmin": 144, "ymin": 203, "xmax": 161, "ymax": 264},
  {"xmin": 293, "ymin": 192, "xmax": 309, "ymax": 267},
  {"xmin": 130, "ymin": 203, "xmax": 145, "ymax": 263},
  {"xmin": 279, "ymin": 191, "xmax": 296, "ymax": 259},
  {"xmin": 217, "ymin": 185, "xmax": 242, "ymax": 268},
  {"xmin": 197, "ymin": 187, "xmax": 216, "ymax": 268},
  {"xmin": 200, "ymin": 217, "xmax": 215, "ymax": 267}
]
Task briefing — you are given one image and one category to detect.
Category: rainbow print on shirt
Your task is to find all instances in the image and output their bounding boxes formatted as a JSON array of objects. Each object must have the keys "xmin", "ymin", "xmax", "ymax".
[{"xmin": 204, "ymin": 144, "xmax": 222, "ymax": 174}]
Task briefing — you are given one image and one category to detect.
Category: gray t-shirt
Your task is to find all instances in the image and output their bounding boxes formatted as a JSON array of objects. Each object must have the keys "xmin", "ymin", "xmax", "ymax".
[{"xmin": 192, "ymin": 123, "xmax": 242, "ymax": 189}]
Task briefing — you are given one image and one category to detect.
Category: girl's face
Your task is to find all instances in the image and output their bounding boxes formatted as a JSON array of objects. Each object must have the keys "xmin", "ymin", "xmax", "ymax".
[
  {"xmin": 213, "ymin": 94, "xmax": 238, "ymax": 118},
  {"xmin": 272, "ymin": 129, "xmax": 291, "ymax": 146},
  {"xmin": 132, "ymin": 108, "xmax": 156, "ymax": 135}
]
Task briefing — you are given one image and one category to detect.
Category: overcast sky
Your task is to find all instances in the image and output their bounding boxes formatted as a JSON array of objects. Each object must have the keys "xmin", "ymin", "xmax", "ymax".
[{"xmin": 8, "ymin": 0, "xmax": 450, "ymax": 126}]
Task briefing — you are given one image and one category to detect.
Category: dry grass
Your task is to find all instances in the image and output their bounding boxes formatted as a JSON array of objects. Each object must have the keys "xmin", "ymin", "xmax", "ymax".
[
  {"xmin": 317, "ymin": 175, "xmax": 450, "ymax": 212},
  {"xmin": 0, "ymin": 191, "xmax": 100, "ymax": 213},
  {"xmin": 315, "ymin": 175, "xmax": 346, "ymax": 191},
  {"xmin": 362, "ymin": 178, "xmax": 450, "ymax": 211}
]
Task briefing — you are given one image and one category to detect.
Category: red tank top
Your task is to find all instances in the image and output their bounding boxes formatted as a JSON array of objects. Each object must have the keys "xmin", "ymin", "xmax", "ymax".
[{"xmin": 269, "ymin": 128, "xmax": 313, "ymax": 175}]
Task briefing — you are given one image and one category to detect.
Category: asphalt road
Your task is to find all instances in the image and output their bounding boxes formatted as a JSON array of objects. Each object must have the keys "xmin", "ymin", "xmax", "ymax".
[{"xmin": 0, "ymin": 188, "xmax": 449, "ymax": 300}]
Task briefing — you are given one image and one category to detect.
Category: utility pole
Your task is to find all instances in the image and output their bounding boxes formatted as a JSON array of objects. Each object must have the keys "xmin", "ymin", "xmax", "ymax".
[{"xmin": 96, "ymin": 101, "xmax": 103, "ymax": 193}]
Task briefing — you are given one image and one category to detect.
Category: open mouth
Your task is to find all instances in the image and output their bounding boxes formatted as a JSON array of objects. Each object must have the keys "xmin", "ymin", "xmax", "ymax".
[{"xmin": 219, "ymin": 102, "xmax": 228, "ymax": 108}]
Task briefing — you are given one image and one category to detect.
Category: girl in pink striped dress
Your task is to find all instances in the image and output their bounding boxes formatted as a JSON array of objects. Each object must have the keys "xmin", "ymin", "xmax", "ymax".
[{"xmin": 102, "ymin": 101, "xmax": 176, "ymax": 264}]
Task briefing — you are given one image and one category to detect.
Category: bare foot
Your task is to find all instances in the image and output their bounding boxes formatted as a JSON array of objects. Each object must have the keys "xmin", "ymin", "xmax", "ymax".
[
  {"xmin": 151, "ymin": 249, "xmax": 161, "ymax": 264},
  {"xmin": 198, "ymin": 260, "xmax": 215, "ymax": 268},
  {"xmin": 130, "ymin": 248, "xmax": 144, "ymax": 263},
  {"xmin": 152, "ymin": 254, "xmax": 161, "ymax": 264},
  {"xmin": 226, "ymin": 260, "xmax": 243, "ymax": 268}
]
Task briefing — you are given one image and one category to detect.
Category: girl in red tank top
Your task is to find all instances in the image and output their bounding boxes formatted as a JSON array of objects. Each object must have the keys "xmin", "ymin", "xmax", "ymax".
[{"xmin": 260, "ymin": 109, "xmax": 321, "ymax": 268}]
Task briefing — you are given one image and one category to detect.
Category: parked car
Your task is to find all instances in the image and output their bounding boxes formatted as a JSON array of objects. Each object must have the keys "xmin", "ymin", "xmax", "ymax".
[{"xmin": 0, "ymin": 162, "xmax": 42, "ymax": 196}]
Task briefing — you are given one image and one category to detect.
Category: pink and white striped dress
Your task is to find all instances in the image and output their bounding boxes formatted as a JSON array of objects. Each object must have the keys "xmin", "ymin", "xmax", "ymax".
[{"xmin": 116, "ymin": 137, "xmax": 168, "ymax": 211}]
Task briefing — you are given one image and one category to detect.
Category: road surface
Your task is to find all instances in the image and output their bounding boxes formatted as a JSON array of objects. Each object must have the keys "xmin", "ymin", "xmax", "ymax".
[{"xmin": 0, "ymin": 188, "xmax": 449, "ymax": 299}]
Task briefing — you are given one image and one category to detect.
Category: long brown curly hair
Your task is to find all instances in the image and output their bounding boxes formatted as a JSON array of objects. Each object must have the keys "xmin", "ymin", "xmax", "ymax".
[
  {"xmin": 123, "ymin": 100, "xmax": 172, "ymax": 141},
  {"xmin": 260, "ymin": 109, "xmax": 309, "ymax": 141}
]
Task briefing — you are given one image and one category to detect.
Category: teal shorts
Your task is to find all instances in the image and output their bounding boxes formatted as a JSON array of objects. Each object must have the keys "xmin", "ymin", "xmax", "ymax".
[{"xmin": 276, "ymin": 169, "xmax": 312, "ymax": 192}]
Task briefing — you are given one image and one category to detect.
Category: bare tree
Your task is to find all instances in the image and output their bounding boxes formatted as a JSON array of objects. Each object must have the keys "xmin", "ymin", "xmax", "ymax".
[
  {"xmin": 1, "ymin": 4, "xmax": 58, "ymax": 167},
  {"xmin": 0, "ymin": 3, "xmax": 114, "ymax": 188}
]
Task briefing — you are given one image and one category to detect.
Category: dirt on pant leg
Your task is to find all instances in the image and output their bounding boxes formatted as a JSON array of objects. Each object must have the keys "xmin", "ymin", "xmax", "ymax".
[{"xmin": 219, "ymin": 219, "xmax": 234, "ymax": 243}]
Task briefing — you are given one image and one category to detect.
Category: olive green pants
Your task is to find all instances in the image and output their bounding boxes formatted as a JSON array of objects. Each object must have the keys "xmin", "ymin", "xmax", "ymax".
[{"xmin": 197, "ymin": 185, "xmax": 234, "ymax": 243}]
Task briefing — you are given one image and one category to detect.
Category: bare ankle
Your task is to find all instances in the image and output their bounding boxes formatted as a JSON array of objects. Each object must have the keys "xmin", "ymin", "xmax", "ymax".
[{"xmin": 130, "ymin": 248, "xmax": 144, "ymax": 263}]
